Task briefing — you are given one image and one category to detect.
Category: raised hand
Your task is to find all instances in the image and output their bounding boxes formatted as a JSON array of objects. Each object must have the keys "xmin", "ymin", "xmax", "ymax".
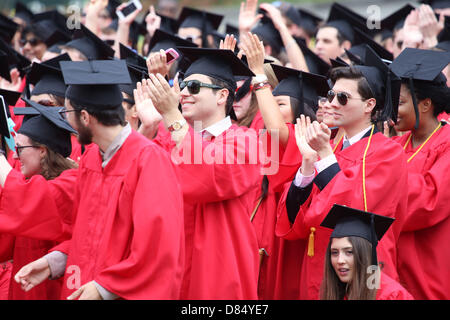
[
  {"xmin": 147, "ymin": 49, "xmax": 170, "ymax": 77},
  {"xmin": 145, "ymin": 5, "xmax": 161, "ymax": 37},
  {"xmin": 14, "ymin": 257, "xmax": 51, "ymax": 292},
  {"xmin": 258, "ymin": 3, "xmax": 286, "ymax": 31},
  {"xmin": 239, "ymin": 0, "xmax": 263, "ymax": 33},
  {"xmin": 295, "ymin": 115, "xmax": 318, "ymax": 161},
  {"xmin": 418, "ymin": 4, "xmax": 444, "ymax": 48},
  {"xmin": 117, "ymin": 1, "xmax": 142, "ymax": 26},
  {"xmin": 239, "ymin": 32, "xmax": 265, "ymax": 74},
  {"xmin": 142, "ymin": 73, "xmax": 180, "ymax": 116},
  {"xmin": 219, "ymin": 34, "xmax": 237, "ymax": 52}
]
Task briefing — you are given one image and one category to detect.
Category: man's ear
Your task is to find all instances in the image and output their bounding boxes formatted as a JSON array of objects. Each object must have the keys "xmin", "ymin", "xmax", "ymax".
[
  {"xmin": 80, "ymin": 109, "xmax": 91, "ymax": 126},
  {"xmin": 217, "ymin": 88, "xmax": 229, "ymax": 107},
  {"xmin": 365, "ymin": 98, "xmax": 377, "ymax": 114},
  {"xmin": 342, "ymin": 40, "xmax": 351, "ymax": 51}
]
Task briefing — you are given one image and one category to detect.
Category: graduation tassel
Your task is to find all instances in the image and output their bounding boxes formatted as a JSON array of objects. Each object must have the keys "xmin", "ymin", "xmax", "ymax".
[{"xmin": 307, "ymin": 227, "xmax": 316, "ymax": 257}]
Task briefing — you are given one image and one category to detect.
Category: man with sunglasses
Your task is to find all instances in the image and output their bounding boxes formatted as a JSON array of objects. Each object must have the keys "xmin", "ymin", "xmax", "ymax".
[
  {"xmin": 137, "ymin": 46, "xmax": 265, "ymax": 299},
  {"xmin": 276, "ymin": 46, "xmax": 409, "ymax": 299}
]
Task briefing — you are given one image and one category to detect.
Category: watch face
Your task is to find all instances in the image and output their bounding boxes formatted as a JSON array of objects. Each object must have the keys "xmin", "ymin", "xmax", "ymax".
[{"xmin": 173, "ymin": 122, "xmax": 181, "ymax": 130}]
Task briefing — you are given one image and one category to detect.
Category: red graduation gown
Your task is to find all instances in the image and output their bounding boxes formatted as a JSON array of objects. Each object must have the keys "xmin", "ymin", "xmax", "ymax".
[
  {"xmin": 154, "ymin": 124, "xmax": 261, "ymax": 299},
  {"xmin": 376, "ymin": 272, "xmax": 414, "ymax": 300},
  {"xmin": 59, "ymin": 131, "xmax": 184, "ymax": 300},
  {"xmin": 251, "ymin": 183, "xmax": 306, "ymax": 300},
  {"xmin": 394, "ymin": 124, "xmax": 450, "ymax": 300},
  {"xmin": 0, "ymin": 169, "xmax": 77, "ymax": 299},
  {"xmin": 276, "ymin": 130, "xmax": 408, "ymax": 300}
]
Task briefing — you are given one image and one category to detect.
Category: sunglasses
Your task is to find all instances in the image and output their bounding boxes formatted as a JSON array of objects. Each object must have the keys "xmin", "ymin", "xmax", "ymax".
[
  {"xmin": 179, "ymin": 80, "xmax": 223, "ymax": 95},
  {"xmin": 327, "ymin": 90, "xmax": 366, "ymax": 106},
  {"xmin": 235, "ymin": 84, "xmax": 254, "ymax": 94},
  {"xmin": 20, "ymin": 38, "xmax": 41, "ymax": 46}
]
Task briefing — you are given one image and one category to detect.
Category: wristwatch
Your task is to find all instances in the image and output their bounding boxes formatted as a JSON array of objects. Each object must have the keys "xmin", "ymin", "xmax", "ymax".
[
  {"xmin": 251, "ymin": 74, "xmax": 268, "ymax": 85},
  {"xmin": 168, "ymin": 119, "xmax": 187, "ymax": 132}
]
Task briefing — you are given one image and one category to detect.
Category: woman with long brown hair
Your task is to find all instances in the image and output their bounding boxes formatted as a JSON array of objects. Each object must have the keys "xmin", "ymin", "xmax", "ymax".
[
  {"xmin": 320, "ymin": 204, "xmax": 413, "ymax": 300},
  {"xmin": 0, "ymin": 99, "xmax": 78, "ymax": 300}
]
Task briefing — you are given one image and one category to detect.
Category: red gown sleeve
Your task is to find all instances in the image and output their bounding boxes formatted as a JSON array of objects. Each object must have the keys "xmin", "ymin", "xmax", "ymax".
[
  {"xmin": 0, "ymin": 169, "xmax": 77, "ymax": 241},
  {"xmin": 277, "ymin": 135, "xmax": 408, "ymax": 240},
  {"xmin": 94, "ymin": 144, "xmax": 184, "ymax": 299},
  {"xmin": 170, "ymin": 126, "xmax": 262, "ymax": 203},
  {"xmin": 401, "ymin": 141, "xmax": 450, "ymax": 232}
]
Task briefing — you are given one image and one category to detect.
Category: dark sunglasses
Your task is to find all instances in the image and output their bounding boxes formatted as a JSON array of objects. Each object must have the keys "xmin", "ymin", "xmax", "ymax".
[
  {"xmin": 327, "ymin": 90, "xmax": 365, "ymax": 106},
  {"xmin": 179, "ymin": 80, "xmax": 223, "ymax": 95},
  {"xmin": 20, "ymin": 38, "xmax": 41, "ymax": 46}
]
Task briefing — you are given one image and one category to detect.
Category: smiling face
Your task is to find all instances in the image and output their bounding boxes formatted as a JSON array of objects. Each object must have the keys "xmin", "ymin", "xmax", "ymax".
[
  {"xmin": 14, "ymin": 133, "xmax": 44, "ymax": 178},
  {"xmin": 274, "ymin": 95, "xmax": 294, "ymax": 124},
  {"xmin": 330, "ymin": 237, "xmax": 354, "ymax": 283},
  {"xmin": 21, "ymin": 32, "xmax": 47, "ymax": 61},
  {"xmin": 394, "ymin": 84, "xmax": 417, "ymax": 132},
  {"xmin": 322, "ymin": 78, "xmax": 374, "ymax": 136},
  {"xmin": 180, "ymin": 73, "xmax": 228, "ymax": 129}
]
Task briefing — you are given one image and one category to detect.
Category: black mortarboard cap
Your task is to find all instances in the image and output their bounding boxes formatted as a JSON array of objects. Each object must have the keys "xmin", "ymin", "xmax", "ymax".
[
  {"xmin": 148, "ymin": 28, "xmax": 197, "ymax": 54},
  {"xmin": 420, "ymin": 0, "xmax": 450, "ymax": 9},
  {"xmin": 0, "ymin": 13, "xmax": 19, "ymax": 44},
  {"xmin": 65, "ymin": 24, "xmax": 115, "ymax": 60},
  {"xmin": 350, "ymin": 28, "xmax": 394, "ymax": 61},
  {"xmin": 178, "ymin": 7, "xmax": 223, "ymax": 31},
  {"xmin": 330, "ymin": 56, "xmax": 349, "ymax": 68},
  {"xmin": 252, "ymin": 11, "xmax": 283, "ymax": 54},
  {"xmin": 389, "ymin": 48, "xmax": 450, "ymax": 128},
  {"xmin": 295, "ymin": 37, "xmax": 331, "ymax": 76},
  {"xmin": 177, "ymin": 7, "xmax": 223, "ymax": 48},
  {"xmin": 120, "ymin": 64, "xmax": 148, "ymax": 100},
  {"xmin": 0, "ymin": 94, "xmax": 12, "ymax": 138},
  {"xmin": 60, "ymin": 60, "xmax": 131, "ymax": 110},
  {"xmin": 0, "ymin": 37, "xmax": 31, "ymax": 78},
  {"xmin": 119, "ymin": 43, "xmax": 147, "ymax": 69},
  {"xmin": 298, "ymin": 8, "xmax": 323, "ymax": 36},
  {"xmin": 284, "ymin": 5, "xmax": 302, "ymax": 27},
  {"xmin": 15, "ymin": 98, "xmax": 77, "ymax": 157},
  {"xmin": 0, "ymin": 89, "xmax": 21, "ymax": 108},
  {"xmin": 326, "ymin": 2, "xmax": 369, "ymax": 43},
  {"xmin": 15, "ymin": 2, "xmax": 35, "ymax": 25},
  {"xmin": 225, "ymin": 24, "xmax": 239, "ymax": 39},
  {"xmin": 272, "ymin": 64, "xmax": 329, "ymax": 112},
  {"xmin": 353, "ymin": 45, "xmax": 401, "ymax": 123},
  {"xmin": 321, "ymin": 204, "xmax": 395, "ymax": 266},
  {"xmin": 178, "ymin": 47, "xmax": 255, "ymax": 120},
  {"xmin": 31, "ymin": 10, "xmax": 72, "ymax": 46},
  {"xmin": 28, "ymin": 53, "xmax": 71, "ymax": 98},
  {"xmin": 380, "ymin": 4, "xmax": 415, "ymax": 37}
]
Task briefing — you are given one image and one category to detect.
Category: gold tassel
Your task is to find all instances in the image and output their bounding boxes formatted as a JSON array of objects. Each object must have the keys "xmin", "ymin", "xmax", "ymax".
[{"xmin": 307, "ymin": 227, "xmax": 316, "ymax": 257}]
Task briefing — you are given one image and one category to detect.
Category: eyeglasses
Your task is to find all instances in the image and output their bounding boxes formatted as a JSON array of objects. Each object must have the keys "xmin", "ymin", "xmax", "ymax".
[
  {"xmin": 326, "ymin": 90, "xmax": 366, "ymax": 106},
  {"xmin": 58, "ymin": 109, "xmax": 78, "ymax": 119},
  {"xmin": 15, "ymin": 145, "xmax": 38, "ymax": 157},
  {"xmin": 179, "ymin": 80, "xmax": 224, "ymax": 95},
  {"xmin": 20, "ymin": 38, "xmax": 41, "ymax": 46}
]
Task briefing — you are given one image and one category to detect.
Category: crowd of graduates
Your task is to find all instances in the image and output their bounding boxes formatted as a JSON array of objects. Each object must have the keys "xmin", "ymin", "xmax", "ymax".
[{"xmin": 0, "ymin": 0, "xmax": 449, "ymax": 300}]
